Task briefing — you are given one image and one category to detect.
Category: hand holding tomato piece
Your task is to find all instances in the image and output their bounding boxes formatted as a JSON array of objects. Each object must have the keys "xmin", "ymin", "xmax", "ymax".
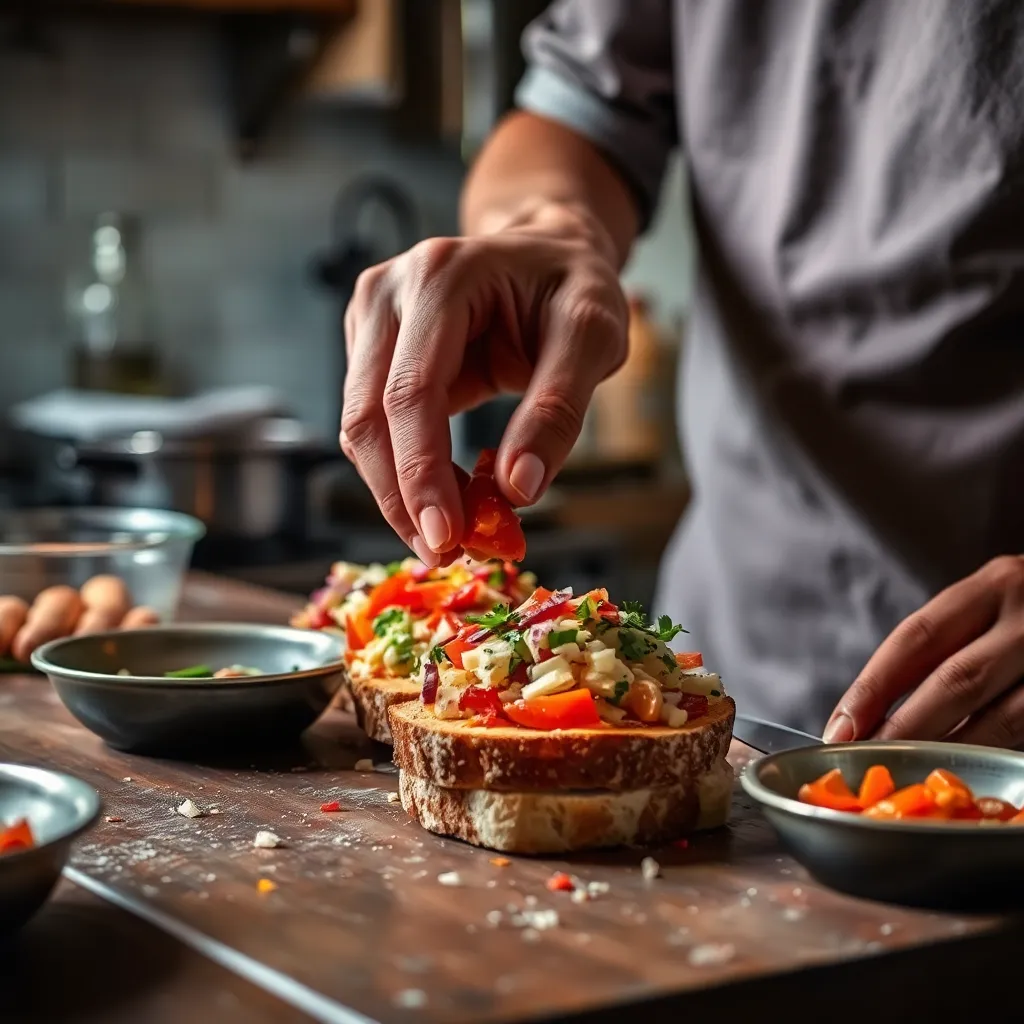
[{"xmin": 460, "ymin": 449, "xmax": 526, "ymax": 563}]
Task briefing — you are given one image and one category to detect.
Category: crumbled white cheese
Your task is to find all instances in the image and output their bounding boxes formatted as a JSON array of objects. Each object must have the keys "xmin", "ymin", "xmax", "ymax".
[
  {"xmin": 176, "ymin": 799, "xmax": 204, "ymax": 819},
  {"xmin": 587, "ymin": 880, "xmax": 610, "ymax": 896},
  {"xmin": 437, "ymin": 871, "xmax": 462, "ymax": 886},
  {"xmin": 641, "ymin": 857, "xmax": 661, "ymax": 881},
  {"xmin": 253, "ymin": 830, "xmax": 284, "ymax": 849},
  {"xmin": 354, "ymin": 758, "xmax": 374, "ymax": 771},
  {"xmin": 522, "ymin": 669, "xmax": 576, "ymax": 700}
]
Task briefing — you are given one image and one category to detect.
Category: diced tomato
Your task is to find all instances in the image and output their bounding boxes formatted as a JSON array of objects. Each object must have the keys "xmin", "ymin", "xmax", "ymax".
[
  {"xmin": 443, "ymin": 581, "xmax": 485, "ymax": 612},
  {"xmin": 320, "ymin": 801, "xmax": 341, "ymax": 813},
  {"xmin": 675, "ymin": 652, "xmax": 704, "ymax": 670},
  {"xmin": 976, "ymin": 797, "xmax": 1018, "ymax": 822},
  {"xmin": 345, "ymin": 610, "xmax": 374, "ymax": 652},
  {"xmin": 307, "ymin": 606, "xmax": 334, "ymax": 630},
  {"xmin": 677, "ymin": 693, "xmax": 709, "ymax": 719},
  {"xmin": 459, "ymin": 686, "xmax": 505, "ymax": 718},
  {"xmin": 460, "ymin": 449, "xmax": 527, "ymax": 562},
  {"xmin": 952, "ymin": 803, "xmax": 984, "ymax": 821},
  {"xmin": 503, "ymin": 688, "xmax": 601, "ymax": 731},
  {"xmin": 857, "ymin": 765, "xmax": 896, "ymax": 808},
  {"xmin": 408, "ymin": 580, "xmax": 456, "ymax": 609},
  {"xmin": 518, "ymin": 588, "xmax": 573, "ymax": 629},
  {"xmin": 863, "ymin": 783, "xmax": 937, "ymax": 820},
  {"xmin": 545, "ymin": 871, "xmax": 574, "ymax": 892},
  {"xmin": 0, "ymin": 818, "xmax": 33, "ymax": 854},
  {"xmin": 442, "ymin": 635, "xmax": 476, "ymax": 670},
  {"xmin": 365, "ymin": 572, "xmax": 417, "ymax": 618},
  {"xmin": 798, "ymin": 768, "xmax": 862, "ymax": 813},
  {"xmin": 508, "ymin": 662, "xmax": 529, "ymax": 686},
  {"xmin": 924, "ymin": 768, "xmax": 974, "ymax": 812}
]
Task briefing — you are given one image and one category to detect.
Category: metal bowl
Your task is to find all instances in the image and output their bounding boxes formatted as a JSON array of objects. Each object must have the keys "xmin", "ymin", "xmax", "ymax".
[
  {"xmin": 31, "ymin": 623, "xmax": 345, "ymax": 755},
  {"xmin": 741, "ymin": 740, "xmax": 1024, "ymax": 910},
  {"xmin": 0, "ymin": 764, "xmax": 100, "ymax": 932}
]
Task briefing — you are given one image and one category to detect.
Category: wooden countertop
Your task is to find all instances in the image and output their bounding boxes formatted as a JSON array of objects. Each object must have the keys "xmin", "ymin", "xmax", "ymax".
[{"xmin": 2, "ymin": 573, "xmax": 1023, "ymax": 1024}]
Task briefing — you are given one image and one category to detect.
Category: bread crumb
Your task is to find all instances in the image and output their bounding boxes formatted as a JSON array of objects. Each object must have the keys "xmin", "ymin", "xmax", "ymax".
[
  {"xmin": 253, "ymin": 830, "xmax": 284, "ymax": 849},
  {"xmin": 176, "ymin": 799, "xmax": 204, "ymax": 819},
  {"xmin": 257, "ymin": 878, "xmax": 277, "ymax": 894},
  {"xmin": 437, "ymin": 871, "xmax": 462, "ymax": 886},
  {"xmin": 587, "ymin": 880, "xmax": 610, "ymax": 897},
  {"xmin": 104, "ymin": 816, "xmax": 124, "ymax": 823},
  {"xmin": 121, "ymin": 777, "xmax": 132, "ymax": 783},
  {"xmin": 485, "ymin": 910, "xmax": 503, "ymax": 926},
  {"xmin": 521, "ymin": 928, "xmax": 540, "ymax": 943},
  {"xmin": 393, "ymin": 989, "xmax": 427, "ymax": 1009},
  {"xmin": 387, "ymin": 792, "xmax": 401, "ymax": 803},
  {"xmin": 641, "ymin": 856, "xmax": 661, "ymax": 881},
  {"xmin": 688, "ymin": 942, "xmax": 735, "ymax": 967},
  {"xmin": 354, "ymin": 758, "xmax": 374, "ymax": 771},
  {"xmin": 489, "ymin": 856, "xmax": 510, "ymax": 867}
]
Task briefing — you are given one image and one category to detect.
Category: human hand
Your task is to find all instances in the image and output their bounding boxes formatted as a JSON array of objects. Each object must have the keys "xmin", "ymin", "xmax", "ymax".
[
  {"xmin": 340, "ymin": 200, "xmax": 629, "ymax": 567},
  {"xmin": 0, "ymin": 576, "xmax": 160, "ymax": 663},
  {"xmin": 824, "ymin": 556, "xmax": 1024, "ymax": 748}
]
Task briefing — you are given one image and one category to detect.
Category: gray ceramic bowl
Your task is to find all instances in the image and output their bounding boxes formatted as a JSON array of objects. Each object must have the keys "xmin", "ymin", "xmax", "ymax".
[
  {"xmin": 741, "ymin": 740, "xmax": 1024, "ymax": 909},
  {"xmin": 32, "ymin": 623, "xmax": 345, "ymax": 755},
  {"xmin": 0, "ymin": 764, "xmax": 100, "ymax": 932}
]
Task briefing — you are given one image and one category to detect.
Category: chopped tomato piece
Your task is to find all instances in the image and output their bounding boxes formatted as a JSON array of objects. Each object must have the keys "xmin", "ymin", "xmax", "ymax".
[
  {"xmin": 857, "ymin": 765, "xmax": 896, "ymax": 808},
  {"xmin": 442, "ymin": 635, "xmax": 475, "ymax": 670},
  {"xmin": 546, "ymin": 871, "xmax": 574, "ymax": 892},
  {"xmin": 797, "ymin": 768, "xmax": 861, "ymax": 812},
  {"xmin": 364, "ymin": 572, "xmax": 417, "ymax": 617},
  {"xmin": 443, "ymin": 581, "xmax": 485, "ymax": 612},
  {"xmin": 677, "ymin": 693, "xmax": 709, "ymax": 719},
  {"xmin": 675, "ymin": 652, "xmax": 704, "ymax": 670},
  {"xmin": 320, "ymin": 801, "xmax": 341, "ymax": 813},
  {"xmin": 345, "ymin": 610, "xmax": 374, "ymax": 652},
  {"xmin": 0, "ymin": 818, "xmax": 34, "ymax": 854},
  {"xmin": 952, "ymin": 803, "xmax": 984, "ymax": 821},
  {"xmin": 307, "ymin": 606, "xmax": 334, "ymax": 630},
  {"xmin": 473, "ymin": 711, "xmax": 508, "ymax": 728},
  {"xmin": 924, "ymin": 768, "xmax": 974, "ymax": 812},
  {"xmin": 518, "ymin": 588, "xmax": 573, "ymax": 628},
  {"xmin": 976, "ymin": 797, "xmax": 1018, "ymax": 821},
  {"xmin": 503, "ymin": 688, "xmax": 601, "ymax": 731},
  {"xmin": 1008, "ymin": 807, "xmax": 1024, "ymax": 825},
  {"xmin": 407, "ymin": 580, "xmax": 456, "ymax": 609},
  {"xmin": 460, "ymin": 449, "xmax": 527, "ymax": 562},
  {"xmin": 458, "ymin": 685, "xmax": 505, "ymax": 718},
  {"xmin": 863, "ymin": 783, "xmax": 937, "ymax": 820}
]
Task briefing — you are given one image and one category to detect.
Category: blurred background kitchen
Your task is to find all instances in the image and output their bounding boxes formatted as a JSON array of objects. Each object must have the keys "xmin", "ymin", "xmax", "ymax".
[{"xmin": 0, "ymin": 0, "xmax": 697, "ymax": 607}]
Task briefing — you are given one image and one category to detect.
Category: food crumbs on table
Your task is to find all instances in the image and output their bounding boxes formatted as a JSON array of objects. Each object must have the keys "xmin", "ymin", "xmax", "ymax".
[
  {"xmin": 104, "ymin": 816, "xmax": 124, "ymax": 823},
  {"xmin": 521, "ymin": 928, "xmax": 540, "ymax": 943},
  {"xmin": 257, "ymin": 878, "xmax": 277, "ymax": 894},
  {"xmin": 489, "ymin": 856, "xmax": 510, "ymax": 867},
  {"xmin": 354, "ymin": 758, "xmax": 374, "ymax": 771},
  {"xmin": 253, "ymin": 830, "xmax": 284, "ymax": 849},
  {"xmin": 320, "ymin": 801, "xmax": 342, "ymax": 813},
  {"xmin": 587, "ymin": 880, "xmax": 610, "ymax": 897},
  {"xmin": 437, "ymin": 871, "xmax": 462, "ymax": 886},
  {"xmin": 545, "ymin": 871, "xmax": 574, "ymax": 893},
  {"xmin": 393, "ymin": 989, "xmax": 428, "ymax": 1009},
  {"xmin": 176, "ymin": 799, "xmax": 204, "ymax": 819},
  {"xmin": 387, "ymin": 792, "xmax": 401, "ymax": 804},
  {"xmin": 641, "ymin": 856, "xmax": 661, "ymax": 881},
  {"xmin": 688, "ymin": 942, "xmax": 736, "ymax": 967},
  {"xmin": 121, "ymin": 777, "xmax": 132, "ymax": 783}
]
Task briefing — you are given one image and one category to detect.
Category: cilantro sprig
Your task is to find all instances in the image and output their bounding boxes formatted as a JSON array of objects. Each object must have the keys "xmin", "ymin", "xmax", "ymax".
[
  {"xmin": 372, "ymin": 607, "xmax": 406, "ymax": 637},
  {"xmin": 618, "ymin": 600, "xmax": 688, "ymax": 643},
  {"xmin": 465, "ymin": 603, "xmax": 519, "ymax": 631}
]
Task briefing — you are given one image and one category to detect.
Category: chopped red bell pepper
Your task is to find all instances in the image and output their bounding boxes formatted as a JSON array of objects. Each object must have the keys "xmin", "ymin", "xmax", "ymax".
[
  {"xmin": 677, "ymin": 693, "xmax": 709, "ymax": 719},
  {"xmin": 797, "ymin": 768, "xmax": 862, "ymax": 813},
  {"xmin": 0, "ymin": 818, "xmax": 34, "ymax": 854},
  {"xmin": 976, "ymin": 797, "xmax": 1018, "ymax": 821},
  {"xmin": 365, "ymin": 572, "xmax": 417, "ymax": 618},
  {"xmin": 857, "ymin": 765, "xmax": 896, "ymax": 808},
  {"xmin": 460, "ymin": 449, "xmax": 527, "ymax": 562},
  {"xmin": 345, "ymin": 610, "xmax": 375, "ymax": 652},
  {"xmin": 545, "ymin": 871, "xmax": 575, "ymax": 892},
  {"xmin": 459, "ymin": 685, "xmax": 505, "ymax": 718},
  {"xmin": 503, "ymin": 688, "xmax": 601, "ymax": 731},
  {"xmin": 675, "ymin": 652, "xmax": 704, "ymax": 669},
  {"xmin": 443, "ymin": 580, "xmax": 486, "ymax": 612},
  {"xmin": 307, "ymin": 606, "xmax": 334, "ymax": 630},
  {"xmin": 862, "ymin": 783, "xmax": 937, "ymax": 819},
  {"xmin": 320, "ymin": 801, "xmax": 342, "ymax": 813},
  {"xmin": 442, "ymin": 633, "xmax": 476, "ymax": 670}
]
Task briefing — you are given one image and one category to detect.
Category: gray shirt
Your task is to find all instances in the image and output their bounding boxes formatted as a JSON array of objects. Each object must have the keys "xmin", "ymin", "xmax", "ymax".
[{"xmin": 516, "ymin": 0, "xmax": 1024, "ymax": 733}]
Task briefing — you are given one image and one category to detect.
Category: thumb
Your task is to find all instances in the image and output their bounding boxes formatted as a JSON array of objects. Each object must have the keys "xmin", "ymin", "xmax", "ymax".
[{"xmin": 495, "ymin": 292, "xmax": 627, "ymax": 505}]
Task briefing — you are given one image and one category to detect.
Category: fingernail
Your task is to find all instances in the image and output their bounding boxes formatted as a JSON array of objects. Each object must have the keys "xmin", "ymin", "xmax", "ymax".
[
  {"xmin": 823, "ymin": 713, "xmax": 854, "ymax": 744},
  {"xmin": 418, "ymin": 506, "xmax": 451, "ymax": 552},
  {"xmin": 509, "ymin": 453, "xmax": 545, "ymax": 503},
  {"xmin": 411, "ymin": 536, "xmax": 439, "ymax": 567}
]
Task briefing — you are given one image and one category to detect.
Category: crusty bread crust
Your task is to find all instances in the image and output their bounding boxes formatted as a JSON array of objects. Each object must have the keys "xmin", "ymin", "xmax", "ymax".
[
  {"xmin": 398, "ymin": 759, "xmax": 734, "ymax": 854},
  {"xmin": 389, "ymin": 696, "xmax": 735, "ymax": 792},
  {"xmin": 350, "ymin": 674, "xmax": 420, "ymax": 744}
]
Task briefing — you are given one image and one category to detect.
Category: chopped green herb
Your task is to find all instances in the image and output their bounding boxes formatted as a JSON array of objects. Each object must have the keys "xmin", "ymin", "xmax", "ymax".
[
  {"xmin": 617, "ymin": 628, "xmax": 654, "ymax": 663},
  {"xmin": 372, "ymin": 607, "xmax": 405, "ymax": 637},
  {"xmin": 430, "ymin": 645, "xmax": 451, "ymax": 665},
  {"xmin": 617, "ymin": 600, "xmax": 688, "ymax": 643},
  {"xmin": 164, "ymin": 664, "xmax": 213, "ymax": 678},
  {"xmin": 548, "ymin": 628, "xmax": 579, "ymax": 650},
  {"xmin": 710, "ymin": 689, "xmax": 721, "ymax": 697},
  {"xmin": 661, "ymin": 653, "xmax": 678, "ymax": 673},
  {"xmin": 465, "ymin": 603, "xmax": 518, "ymax": 631},
  {"xmin": 487, "ymin": 567, "xmax": 506, "ymax": 588},
  {"xmin": 388, "ymin": 632, "xmax": 415, "ymax": 665},
  {"xmin": 575, "ymin": 597, "xmax": 594, "ymax": 622},
  {"xmin": 609, "ymin": 679, "xmax": 630, "ymax": 705},
  {"xmin": 655, "ymin": 614, "xmax": 687, "ymax": 643},
  {"xmin": 385, "ymin": 561, "xmax": 403, "ymax": 577}
]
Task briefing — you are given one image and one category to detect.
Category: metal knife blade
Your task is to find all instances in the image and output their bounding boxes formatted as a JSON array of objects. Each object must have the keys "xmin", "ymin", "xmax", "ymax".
[{"xmin": 733, "ymin": 714, "xmax": 822, "ymax": 755}]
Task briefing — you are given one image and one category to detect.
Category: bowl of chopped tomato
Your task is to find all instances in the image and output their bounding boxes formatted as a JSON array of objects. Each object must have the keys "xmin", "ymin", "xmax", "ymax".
[
  {"xmin": 0, "ymin": 763, "xmax": 100, "ymax": 931},
  {"xmin": 740, "ymin": 741, "xmax": 1024, "ymax": 909}
]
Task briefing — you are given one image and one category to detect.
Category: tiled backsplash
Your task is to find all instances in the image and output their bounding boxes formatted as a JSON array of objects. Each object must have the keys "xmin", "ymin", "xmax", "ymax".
[{"xmin": 0, "ymin": 15, "xmax": 464, "ymax": 446}]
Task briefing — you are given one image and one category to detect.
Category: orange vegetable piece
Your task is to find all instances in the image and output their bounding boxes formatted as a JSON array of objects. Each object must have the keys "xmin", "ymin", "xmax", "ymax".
[
  {"xmin": 257, "ymin": 878, "xmax": 277, "ymax": 894},
  {"xmin": 0, "ymin": 818, "xmax": 34, "ymax": 854},
  {"xmin": 460, "ymin": 449, "xmax": 527, "ymax": 563},
  {"xmin": 976, "ymin": 797, "xmax": 1018, "ymax": 821},
  {"xmin": 345, "ymin": 610, "xmax": 374, "ymax": 653},
  {"xmin": 503, "ymin": 688, "xmax": 601, "ymax": 731},
  {"xmin": 924, "ymin": 768, "xmax": 974, "ymax": 812},
  {"xmin": 1008, "ymin": 807, "xmax": 1024, "ymax": 825},
  {"xmin": 675, "ymin": 652, "xmax": 704, "ymax": 669},
  {"xmin": 546, "ymin": 872, "xmax": 575, "ymax": 892},
  {"xmin": 857, "ymin": 765, "xmax": 896, "ymax": 808},
  {"xmin": 863, "ymin": 783, "xmax": 936, "ymax": 820},
  {"xmin": 797, "ymin": 768, "xmax": 861, "ymax": 812}
]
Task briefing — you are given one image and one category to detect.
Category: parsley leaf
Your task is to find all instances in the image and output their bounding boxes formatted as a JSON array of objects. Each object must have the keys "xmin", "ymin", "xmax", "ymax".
[
  {"xmin": 487, "ymin": 567, "xmax": 506, "ymax": 588},
  {"xmin": 575, "ymin": 596, "xmax": 594, "ymax": 622},
  {"xmin": 429, "ymin": 645, "xmax": 451, "ymax": 666},
  {"xmin": 385, "ymin": 561, "xmax": 403, "ymax": 577},
  {"xmin": 655, "ymin": 614, "xmax": 687, "ymax": 642},
  {"xmin": 372, "ymin": 607, "xmax": 406, "ymax": 637},
  {"xmin": 617, "ymin": 628, "xmax": 654, "ymax": 663},
  {"xmin": 619, "ymin": 600, "xmax": 647, "ymax": 630},
  {"xmin": 465, "ymin": 603, "xmax": 518, "ymax": 631},
  {"xmin": 609, "ymin": 679, "xmax": 630, "ymax": 705}
]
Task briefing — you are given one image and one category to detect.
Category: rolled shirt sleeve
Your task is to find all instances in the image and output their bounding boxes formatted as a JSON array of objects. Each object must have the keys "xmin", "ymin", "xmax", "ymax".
[{"xmin": 515, "ymin": 0, "xmax": 678, "ymax": 228}]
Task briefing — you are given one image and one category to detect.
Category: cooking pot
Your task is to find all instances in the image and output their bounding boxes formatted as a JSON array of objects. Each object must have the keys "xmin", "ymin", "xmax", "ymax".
[{"xmin": 57, "ymin": 418, "xmax": 342, "ymax": 541}]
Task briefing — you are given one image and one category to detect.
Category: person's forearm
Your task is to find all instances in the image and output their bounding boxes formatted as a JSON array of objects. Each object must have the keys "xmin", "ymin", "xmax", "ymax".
[{"xmin": 460, "ymin": 111, "xmax": 640, "ymax": 270}]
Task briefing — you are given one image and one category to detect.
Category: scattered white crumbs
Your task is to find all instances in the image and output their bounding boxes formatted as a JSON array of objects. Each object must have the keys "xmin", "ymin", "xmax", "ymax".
[
  {"xmin": 879, "ymin": 923, "xmax": 894, "ymax": 936},
  {"xmin": 387, "ymin": 792, "xmax": 401, "ymax": 804},
  {"xmin": 783, "ymin": 907, "xmax": 806, "ymax": 922},
  {"xmin": 521, "ymin": 928, "xmax": 540, "ymax": 943},
  {"xmin": 518, "ymin": 908, "xmax": 559, "ymax": 931},
  {"xmin": 746, "ymin": 887, "xmax": 758, "ymax": 897},
  {"xmin": 437, "ymin": 871, "xmax": 462, "ymax": 887},
  {"xmin": 176, "ymin": 799, "xmax": 204, "ymax": 819},
  {"xmin": 641, "ymin": 856, "xmax": 661, "ymax": 881},
  {"xmin": 393, "ymin": 989, "xmax": 427, "ymax": 1009},
  {"xmin": 354, "ymin": 758, "xmax": 374, "ymax": 771},
  {"xmin": 688, "ymin": 942, "xmax": 736, "ymax": 967},
  {"xmin": 254, "ymin": 830, "xmax": 284, "ymax": 849},
  {"xmin": 587, "ymin": 880, "xmax": 610, "ymax": 896},
  {"xmin": 121, "ymin": 777, "xmax": 132, "ymax": 783},
  {"xmin": 486, "ymin": 910, "xmax": 503, "ymax": 927}
]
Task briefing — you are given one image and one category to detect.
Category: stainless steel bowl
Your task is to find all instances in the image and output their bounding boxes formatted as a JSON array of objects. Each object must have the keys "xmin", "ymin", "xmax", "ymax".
[
  {"xmin": 741, "ymin": 740, "xmax": 1024, "ymax": 910},
  {"xmin": 0, "ymin": 764, "xmax": 100, "ymax": 932},
  {"xmin": 31, "ymin": 623, "xmax": 345, "ymax": 755}
]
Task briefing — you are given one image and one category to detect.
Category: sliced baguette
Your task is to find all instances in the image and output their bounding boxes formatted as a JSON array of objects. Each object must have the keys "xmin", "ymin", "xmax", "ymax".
[
  {"xmin": 350, "ymin": 674, "xmax": 420, "ymax": 744},
  {"xmin": 398, "ymin": 759, "xmax": 734, "ymax": 854},
  {"xmin": 388, "ymin": 696, "xmax": 735, "ymax": 792}
]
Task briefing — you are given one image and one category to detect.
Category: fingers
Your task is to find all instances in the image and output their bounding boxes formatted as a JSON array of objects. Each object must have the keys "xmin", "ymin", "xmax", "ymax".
[
  {"xmin": 121, "ymin": 606, "xmax": 160, "ymax": 629},
  {"xmin": 824, "ymin": 568, "xmax": 1003, "ymax": 742},
  {"xmin": 496, "ymin": 279, "xmax": 628, "ymax": 506},
  {"xmin": 949, "ymin": 682, "xmax": 1024, "ymax": 749},
  {"xmin": 872, "ymin": 618, "xmax": 1024, "ymax": 740},
  {"xmin": 0, "ymin": 597, "xmax": 29, "ymax": 657},
  {"xmin": 11, "ymin": 586, "xmax": 83, "ymax": 663},
  {"xmin": 75, "ymin": 575, "xmax": 132, "ymax": 635}
]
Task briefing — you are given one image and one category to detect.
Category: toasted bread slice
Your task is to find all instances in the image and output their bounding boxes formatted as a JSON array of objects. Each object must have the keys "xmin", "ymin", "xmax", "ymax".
[
  {"xmin": 398, "ymin": 759, "xmax": 734, "ymax": 854},
  {"xmin": 350, "ymin": 674, "xmax": 420, "ymax": 744},
  {"xmin": 388, "ymin": 696, "xmax": 735, "ymax": 792}
]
